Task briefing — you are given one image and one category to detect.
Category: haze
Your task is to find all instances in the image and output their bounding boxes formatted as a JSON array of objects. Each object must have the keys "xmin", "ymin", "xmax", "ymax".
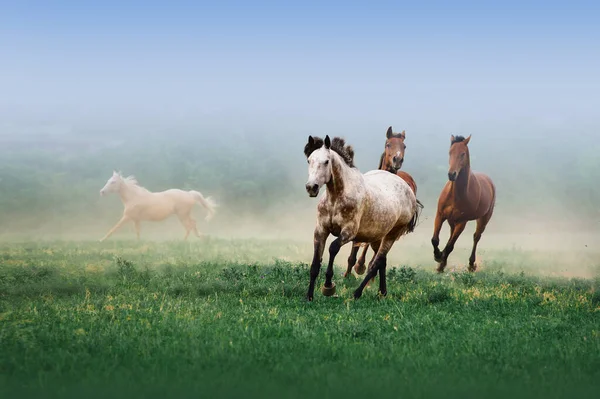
[{"xmin": 1, "ymin": 1, "xmax": 599, "ymax": 275}]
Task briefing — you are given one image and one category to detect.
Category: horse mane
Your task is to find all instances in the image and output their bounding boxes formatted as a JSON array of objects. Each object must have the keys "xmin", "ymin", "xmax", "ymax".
[
  {"xmin": 388, "ymin": 132, "xmax": 405, "ymax": 139},
  {"xmin": 118, "ymin": 172, "xmax": 150, "ymax": 193},
  {"xmin": 304, "ymin": 136, "xmax": 355, "ymax": 168},
  {"xmin": 451, "ymin": 135, "xmax": 467, "ymax": 144}
]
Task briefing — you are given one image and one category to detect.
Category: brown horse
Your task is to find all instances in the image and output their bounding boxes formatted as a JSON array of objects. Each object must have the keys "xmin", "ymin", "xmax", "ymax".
[
  {"xmin": 431, "ymin": 135, "xmax": 496, "ymax": 272},
  {"xmin": 345, "ymin": 126, "xmax": 421, "ymax": 277}
]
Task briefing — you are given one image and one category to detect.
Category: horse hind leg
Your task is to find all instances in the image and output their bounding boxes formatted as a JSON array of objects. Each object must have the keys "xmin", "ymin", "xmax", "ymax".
[
  {"xmin": 437, "ymin": 221, "xmax": 467, "ymax": 273},
  {"xmin": 354, "ymin": 237, "xmax": 392, "ymax": 299},
  {"xmin": 469, "ymin": 213, "xmax": 492, "ymax": 272},
  {"xmin": 176, "ymin": 213, "xmax": 193, "ymax": 240}
]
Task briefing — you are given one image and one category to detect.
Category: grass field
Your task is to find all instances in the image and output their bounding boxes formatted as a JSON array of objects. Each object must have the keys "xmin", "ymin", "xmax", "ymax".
[{"xmin": 0, "ymin": 239, "xmax": 599, "ymax": 399}]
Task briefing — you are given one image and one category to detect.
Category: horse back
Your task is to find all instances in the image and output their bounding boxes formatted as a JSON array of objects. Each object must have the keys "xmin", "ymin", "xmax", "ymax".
[{"xmin": 396, "ymin": 170, "xmax": 417, "ymax": 195}]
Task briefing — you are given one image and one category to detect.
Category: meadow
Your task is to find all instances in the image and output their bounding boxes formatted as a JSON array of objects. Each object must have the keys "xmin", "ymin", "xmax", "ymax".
[{"xmin": 0, "ymin": 239, "xmax": 598, "ymax": 399}]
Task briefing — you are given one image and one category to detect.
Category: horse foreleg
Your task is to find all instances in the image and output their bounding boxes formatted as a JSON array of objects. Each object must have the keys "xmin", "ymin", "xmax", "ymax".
[
  {"xmin": 307, "ymin": 228, "xmax": 328, "ymax": 301},
  {"xmin": 469, "ymin": 213, "xmax": 492, "ymax": 272},
  {"xmin": 437, "ymin": 221, "xmax": 467, "ymax": 273},
  {"xmin": 321, "ymin": 237, "xmax": 345, "ymax": 297},
  {"xmin": 100, "ymin": 215, "xmax": 130, "ymax": 242},
  {"xmin": 353, "ymin": 243, "xmax": 369, "ymax": 275},
  {"xmin": 431, "ymin": 211, "xmax": 446, "ymax": 262},
  {"xmin": 345, "ymin": 242, "xmax": 360, "ymax": 278}
]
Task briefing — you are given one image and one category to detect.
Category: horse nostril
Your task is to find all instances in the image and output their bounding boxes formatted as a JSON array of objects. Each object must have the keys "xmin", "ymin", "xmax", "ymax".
[
  {"xmin": 392, "ymin": 156, "xmax": 398, "ymax": 163},
  {"xmin": 448, "ymin": 172, "xmax": 457, "ymax": 181},
  {"xmin": 306, "ymin": 184, "xmax": 318, "ymax": 192}
]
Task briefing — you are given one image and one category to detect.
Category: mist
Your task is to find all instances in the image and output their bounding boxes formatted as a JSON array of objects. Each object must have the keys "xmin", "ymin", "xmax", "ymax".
[{"xmin": 1, "ymin": 1, "xmax": 599, "ymax": 276}]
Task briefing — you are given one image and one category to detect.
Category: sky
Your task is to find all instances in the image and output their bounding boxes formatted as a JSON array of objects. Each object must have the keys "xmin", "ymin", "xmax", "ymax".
[{"xmin": 1, "ymin": 1, "xmax": 599, "ymax": 134}]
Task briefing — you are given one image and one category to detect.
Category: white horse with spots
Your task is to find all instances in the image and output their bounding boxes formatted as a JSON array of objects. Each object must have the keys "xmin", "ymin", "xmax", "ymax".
[
  {"xmin": 99, "ymin": 171, "xmax": 217, "ymax": 241},
  {"xmin": 304, "ymin": 135, "xmax": 419, "ymax": 301}
]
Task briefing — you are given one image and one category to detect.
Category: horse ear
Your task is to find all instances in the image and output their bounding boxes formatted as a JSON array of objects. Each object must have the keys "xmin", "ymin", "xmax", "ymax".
[
  {"xmin": 400, "ymin": 130, "xmax": 406, "ymax": 139},
  {"xmin": 464, "ymin": 135, "xmax": 471, "ymax": 145},
  {"xmin": 386, "ymin": 126, "xmax": 393, "ymax": 139},
  {"xmin": 113, "ymin": 170, "xmax": 118, "ymax": 176},
  {"xmin": 324, "ymin": 135, "xmax": 331, "ymax": 149},
  {"xmin": 450, "ymin": 134, "xmax": 455, "ymax": 143},
  {"xmin": 308, "ymin": 135, "xmax": 314, "ymax": 145}
]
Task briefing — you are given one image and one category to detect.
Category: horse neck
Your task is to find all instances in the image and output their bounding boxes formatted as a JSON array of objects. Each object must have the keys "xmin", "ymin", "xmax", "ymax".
[
  {"xmin": 118, "ymin": 182, "xmax": 143, "ymax": 204},
  {"xmin": 378, "ymin": 153, "xmax": 386, "ymax": 170},
  {"xmin": 326, "ymin": 151, "xmax": 352, "ymax": 200},
  {"xmin": 451, "ymin": 160, "xmax": 473, "ymax": 205}
]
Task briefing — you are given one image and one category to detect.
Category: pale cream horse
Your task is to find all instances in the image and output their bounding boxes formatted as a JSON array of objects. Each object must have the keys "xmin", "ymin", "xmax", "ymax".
[
  {"xmin": 99, "ymin": 171, "xmax": 217, "ymax": 241},
  {"xmin": 304, "ymin": 135, "xmax": 419, "ymax": 301}
]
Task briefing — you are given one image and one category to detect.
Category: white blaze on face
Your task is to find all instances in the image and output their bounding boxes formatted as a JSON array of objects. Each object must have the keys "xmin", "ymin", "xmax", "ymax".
[{"xmin": 306, "ymin": 147, "xmax": 332, "ymax": 196}]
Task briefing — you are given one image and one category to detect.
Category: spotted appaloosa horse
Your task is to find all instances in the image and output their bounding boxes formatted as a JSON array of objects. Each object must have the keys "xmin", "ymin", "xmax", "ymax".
[
  {"xmin": 431, "ymin": 135, "xmax": 496, "ymax": 272},
  {"xmin": 304, "ymin": 135, "xmax": 419, "ymax": 300},
  {"xmin": 346, "ymin": 126, "xmax": 421, "ymax": 278}
]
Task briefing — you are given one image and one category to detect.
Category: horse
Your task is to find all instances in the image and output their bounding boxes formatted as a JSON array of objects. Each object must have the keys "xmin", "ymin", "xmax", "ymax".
[
  {"xmin": 431, "ymin": 135, "xmax": 496, "ymax": 272},
  {"xmin": 304, "ymin": 135, "xmax": 419, "ymax": 300},
  {"xmin": 345, "ymin": 126, "xmax": 421, "ymax": 278},
  {"xmin": 99, "ymin": 171, "xmax": 217, "ymax": 242}
]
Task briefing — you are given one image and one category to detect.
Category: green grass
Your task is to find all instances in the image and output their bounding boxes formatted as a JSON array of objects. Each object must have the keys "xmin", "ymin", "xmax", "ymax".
[{"xmin": 0, "ymin": 239, "xmax": 599, "ymax": 399}]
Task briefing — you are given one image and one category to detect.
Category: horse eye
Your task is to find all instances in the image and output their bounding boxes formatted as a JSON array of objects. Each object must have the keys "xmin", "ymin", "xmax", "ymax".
[
  {"xmin": 385, "ymin": 144, "xmax": 390, "ymax": 148},
  {"xmin": 324, "ymin": 160, "xmax": 329, "ymax": 165},
  {"xmin": 461, "ymin": 153, "xmax": 466, "ymax": 158}
]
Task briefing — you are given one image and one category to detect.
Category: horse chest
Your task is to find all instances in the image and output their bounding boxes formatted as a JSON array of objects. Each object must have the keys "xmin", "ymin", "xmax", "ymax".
[{"xmin": 319, "ymin": 203, "xmax": 358, "ymax": 236}]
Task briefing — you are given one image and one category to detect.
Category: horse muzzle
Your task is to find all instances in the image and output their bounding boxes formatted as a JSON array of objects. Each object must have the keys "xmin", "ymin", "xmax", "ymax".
[
  {"xmin": 448, "ymin": 171, "xmax": 458, "ymax": 181},
  {"xmin": 305, "ymin": 183, "xmax": 319, "ymax": 197},
  {"xmin": 392, "ymin": 158, "xmax": 404, "ymax": 170}
]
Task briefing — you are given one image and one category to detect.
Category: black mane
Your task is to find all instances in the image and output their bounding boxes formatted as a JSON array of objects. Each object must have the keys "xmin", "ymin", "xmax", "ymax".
[
  {"xmin": 304, "ymin": 136, "xmax": 355, "ymax": 168},
  {"xmin": 451, "ymin": 135, "xmax": 467, "ymax": 144}
]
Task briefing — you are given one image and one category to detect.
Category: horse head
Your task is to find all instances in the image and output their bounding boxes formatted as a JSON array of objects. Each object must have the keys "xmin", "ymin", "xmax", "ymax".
[
  {"xmin": 100, "ymin": 170, "xmax": 123, "ymax": 196},
  {"xmin": 304, "ymin": 135, "xmax": 332, "ymax": 197},
  {"xmin": 448, "ymin": 134, "xmax": 471, "ymax": 181},
  {"xmin": 382, "ymin": 126, "xmax": 406, "ymax": 172}
]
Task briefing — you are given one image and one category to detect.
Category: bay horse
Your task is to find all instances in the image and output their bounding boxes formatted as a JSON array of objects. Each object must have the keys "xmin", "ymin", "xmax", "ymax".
[
  {"xmin": 345, "ymin": 126, "xmax": 421, "ymax": 278},
  {"xmin": 99, "ymin": 171, "xmax": 217, "ymax": 241},
  {"xmin": 431, "ymin": 135, "xmax": 496, "ymax": 272},
  {"xmin": 304, "ymin": 135, "xmax": 419, "ymax": 300}
]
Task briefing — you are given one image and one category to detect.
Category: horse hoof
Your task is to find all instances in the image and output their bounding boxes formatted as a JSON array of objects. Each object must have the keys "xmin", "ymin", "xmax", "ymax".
[
  {"xmin": 468, "ymin": 264, "xmax": 477, "ymax": 272},
  {"xmin": 354, "ymin": 263, "xmax": 366, "ymax": 275},
  {"xmin": 306, "ymin": 295, "xmax": 314, "ymax": 302},
  {"xmin": 321, "ymin": 282, "xmax": 336, "ymax": 297},
  {"xmin": 436, "ymin": 265, "xmax": 445, "ymax": 273},
  {"xmin": 353, "ymin": 289, "xmax": 362, "ymax": 299}
]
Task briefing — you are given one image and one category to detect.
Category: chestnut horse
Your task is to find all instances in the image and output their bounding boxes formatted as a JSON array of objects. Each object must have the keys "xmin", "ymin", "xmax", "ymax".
[
  {"xmin": 304, "ymin": 135, "xmax": 419, "ymax": 300},
  {"xmin": 431, "ymin": 135, "xmax": 496, "ymax": 272},
  {"xmin": 345, "ymin": 126, "xmax": 421, "ymax": 278}
]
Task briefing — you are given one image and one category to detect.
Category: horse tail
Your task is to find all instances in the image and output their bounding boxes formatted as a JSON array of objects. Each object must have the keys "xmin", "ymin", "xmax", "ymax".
[
  {"xmin": 190, "ymin": 190, "xmax": 217, "ymax": 221},
  {"xmin": 407, "ymin": 198, "xmax": 422, "ymax": 234}
]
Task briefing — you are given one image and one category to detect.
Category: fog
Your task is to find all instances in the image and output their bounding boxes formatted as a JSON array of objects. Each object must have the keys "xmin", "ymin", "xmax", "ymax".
[{"xmin": 1, "ymin": 2, "xmax": 599, "ymax": 276}]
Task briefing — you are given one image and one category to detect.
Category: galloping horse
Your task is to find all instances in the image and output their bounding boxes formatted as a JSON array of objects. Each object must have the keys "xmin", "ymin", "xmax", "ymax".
[
  {"xmin": 304, "ymin": 135, "xmax": 419, "ymax": 300},
  {"xmin": 345, "ymin": 126, "xmax": 421, "ymax": 278},
  {"xmin": 431, "ymin": 135, "xmax": 496, "ymax": 272},
  {"xmin": 99, "ymin": 171, "xmax": 217, "ymax": 241}
]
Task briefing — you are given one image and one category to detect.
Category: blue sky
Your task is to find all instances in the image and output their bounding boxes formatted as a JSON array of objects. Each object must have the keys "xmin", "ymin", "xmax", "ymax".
[{"xmin": 1, "ymin": 1, "xmax": 599, "ymax": 134}]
